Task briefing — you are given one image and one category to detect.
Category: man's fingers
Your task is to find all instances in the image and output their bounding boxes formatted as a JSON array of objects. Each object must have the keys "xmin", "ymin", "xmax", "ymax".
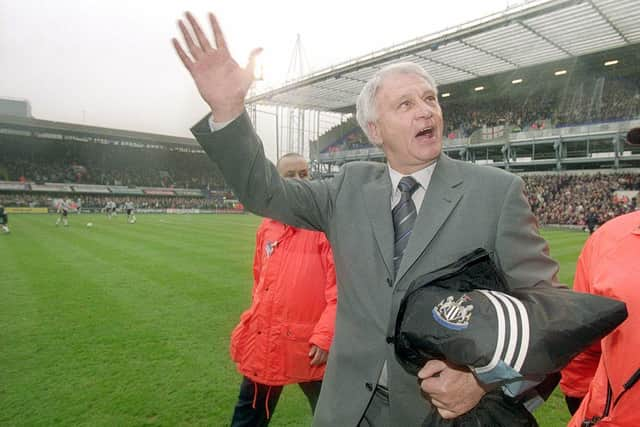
[
  {"xmin": 246, "ymin": 47, "xmax": 263, "ymax": 78},
  {"xmin": 185, "ymin": 12, "xmax": 212, "ymax": 51},
  {"xmin": 172, "ymin": 38, "xmax": 193, "ymax": 72},
  {"xmin": 436, "ymin": 408, "xmax": 457, "ymax": 419},
  {"xmin": 419, "ymin": 375, "xmax": 444, "ymax": 396},
  {"xmin": 209, "ymin": 13, "xmax": 229, "ymax": 53},
  {"xmin": 178, "ymin": 19, "xmax": 201, "ymax": 60},
  {"xmin": 311, "ymin": 352, "xmax": 326, "ymax": 366},
  {"xmin": 309, "ymin": 348, "xmax": 320, "ymax": 365},
  {"xmin": 425, "ymin": 393, "xmax": 458, "ymax": 419},
  {"xmin": 309, "ymin": 346, "xmax": 328, "ymax": 366},
  {"xmin": 428, "ymin": 396, "xmax": 446, "ymax": 409},
  {"xmin": 418, "ymin": 359, "xmax": 446, "ymax": 379}
]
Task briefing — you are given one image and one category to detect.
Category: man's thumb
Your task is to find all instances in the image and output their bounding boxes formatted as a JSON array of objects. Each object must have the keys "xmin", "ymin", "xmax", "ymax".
[{"xmin": 246, "ymin": 47, "xmax": 264, "ymax": 78}]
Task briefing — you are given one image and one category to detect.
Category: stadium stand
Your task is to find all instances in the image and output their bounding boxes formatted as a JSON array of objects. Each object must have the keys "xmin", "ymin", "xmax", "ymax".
[
  {"xmin": 317, "ymin": 69, "xmax": 640, "ymax": 155},
  {"xmin": 0, "ymin": 110, "xmax": 241, "ymax": 212},
  {"xmin": 0, "ymin": 136, "xmax": 226, "ymax": 189}
]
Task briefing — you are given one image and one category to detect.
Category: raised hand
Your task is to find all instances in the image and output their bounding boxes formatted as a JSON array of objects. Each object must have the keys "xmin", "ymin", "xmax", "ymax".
[{"xmin": 172, "ymin": 12, "xmax": 262, "ymax": 122}]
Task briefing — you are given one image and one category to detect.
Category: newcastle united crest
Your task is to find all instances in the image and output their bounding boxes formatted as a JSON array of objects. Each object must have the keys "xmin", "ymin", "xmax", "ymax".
[{"xmin": 432, "ymin": 294, "xmax": 474, "ymax": 330}]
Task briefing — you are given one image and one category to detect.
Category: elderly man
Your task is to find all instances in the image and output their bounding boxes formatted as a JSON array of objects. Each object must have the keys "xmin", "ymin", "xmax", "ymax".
[{"xmin": 173, "ymin": 12, "xmax": 560, "ymax": 426}]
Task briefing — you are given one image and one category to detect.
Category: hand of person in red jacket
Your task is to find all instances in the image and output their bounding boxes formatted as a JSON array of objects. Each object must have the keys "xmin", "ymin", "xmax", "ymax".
[{"xmin": 309, "ymin": 345, "xmax": 328, "ymax": 366}]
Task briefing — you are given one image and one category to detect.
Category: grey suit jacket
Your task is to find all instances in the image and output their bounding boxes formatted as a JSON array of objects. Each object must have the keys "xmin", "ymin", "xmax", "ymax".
[{"xmin": 192, "ymin": 112, "xmax": 560, "ymax": 426}]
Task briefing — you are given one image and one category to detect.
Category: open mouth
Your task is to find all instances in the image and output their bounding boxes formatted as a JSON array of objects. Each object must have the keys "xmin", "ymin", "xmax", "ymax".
[{"xmin": 415, "ymin": 126, "xmax": 434, "ymax": 138}]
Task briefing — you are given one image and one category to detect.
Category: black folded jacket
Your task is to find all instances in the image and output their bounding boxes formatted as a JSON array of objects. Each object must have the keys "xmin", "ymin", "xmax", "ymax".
[
  {"xmin": 394, "ymin": 248, "xmax": 627, "ymax": 426},
  {"xmin": 420, "ymin": 389, "xmax": 539, "ymax": 427}
]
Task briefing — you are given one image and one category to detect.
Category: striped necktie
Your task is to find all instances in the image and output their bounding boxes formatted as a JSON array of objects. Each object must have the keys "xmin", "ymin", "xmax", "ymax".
[{"xmin": 393, "ymin": 176, "xmax": 419, "ymax": 274}]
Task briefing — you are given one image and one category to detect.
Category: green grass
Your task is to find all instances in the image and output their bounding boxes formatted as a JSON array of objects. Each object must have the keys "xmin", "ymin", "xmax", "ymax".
[{"xmin": 0, "ymin": 214, "xmax": 589, "ymax": 426}]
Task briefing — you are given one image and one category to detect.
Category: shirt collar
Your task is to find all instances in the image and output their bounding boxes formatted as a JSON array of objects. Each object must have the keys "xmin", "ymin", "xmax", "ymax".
[{"xmin": 388, "ymin": 162, "xmax": 437, "ymax": 192}]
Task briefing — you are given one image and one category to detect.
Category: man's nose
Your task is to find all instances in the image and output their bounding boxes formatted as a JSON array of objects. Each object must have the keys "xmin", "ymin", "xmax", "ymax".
[{"xmin": 415, "ymin": 100, "xmax": 434, "ymax": 119}]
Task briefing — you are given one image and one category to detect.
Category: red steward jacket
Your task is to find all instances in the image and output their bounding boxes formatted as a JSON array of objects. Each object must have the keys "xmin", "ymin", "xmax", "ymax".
[
  {"xmin": 561, "ymin": 211, "xmax": 640, "ymax": 427},
  {"xmin": 230, "ymin": 218, "xmax": 337, "ymax": 386}
]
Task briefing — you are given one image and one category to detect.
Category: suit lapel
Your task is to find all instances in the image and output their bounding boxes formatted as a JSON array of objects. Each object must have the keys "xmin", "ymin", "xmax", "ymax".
[
  {"xmin": 396, "ymin": 155, "xmax": 464, "ymax": 283},
  {"xmin": 363, "ymin": 169, "xmax": 394, "ymax": 277}
]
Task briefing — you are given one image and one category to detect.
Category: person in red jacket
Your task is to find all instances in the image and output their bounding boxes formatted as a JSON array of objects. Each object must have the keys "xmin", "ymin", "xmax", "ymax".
[
  {"xmin": 229, "ymin": 153, "xmax": 337, "ymax": 427},
  {"xmin": 560, "ymin": 208, "xmax": 640, "ymax": 427}
]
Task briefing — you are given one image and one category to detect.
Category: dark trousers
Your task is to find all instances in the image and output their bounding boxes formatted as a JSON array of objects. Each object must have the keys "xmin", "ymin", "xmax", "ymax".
[{"xmin": 230, "ymin": 376, "xmax": 322, "ymax": 427}]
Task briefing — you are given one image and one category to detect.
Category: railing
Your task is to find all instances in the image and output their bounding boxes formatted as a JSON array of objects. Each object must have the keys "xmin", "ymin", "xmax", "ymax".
[
  {"xmin": 316, "ymin": 135, "xmax": 470, "ymax": 162},
  {"xmin": 510, "ymin": 119, "xmax": 640, "ymax": 142}
]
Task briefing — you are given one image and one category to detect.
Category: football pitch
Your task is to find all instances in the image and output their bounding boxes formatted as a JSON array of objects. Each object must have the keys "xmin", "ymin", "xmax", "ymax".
[{"xmin": 0, "ymin": 214, "xmax": 589, "ymax": 426}]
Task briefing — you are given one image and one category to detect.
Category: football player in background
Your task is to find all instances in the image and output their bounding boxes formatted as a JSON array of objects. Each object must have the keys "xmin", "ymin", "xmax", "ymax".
[
  {"xmin": 0, "ymin": 204, "xmax": 9, "ymax": 233},
  {"xmin": 103, "ymin": 200, "xmax": 116, "ymax": 219},
  {"xmin": 55, "ymin": 199, "xmax": 71, "ymax": 227},
  {"xmin": 125, "ymin": 200, "xmax": 136, "ymax": 224}
]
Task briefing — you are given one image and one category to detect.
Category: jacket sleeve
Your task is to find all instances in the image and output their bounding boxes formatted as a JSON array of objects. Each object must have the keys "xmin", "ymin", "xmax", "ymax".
[
  {"xmin": 192, "ymin": 112, "xmax": 346, "ymax": 233},
  {"xmin": 309, "ymin": 236, "xmax": 337, "ymax": 351},
  {"xmin": 560, "ymin": 237, "xmax": 602, "ymax": 398},
  {"xmin": 495, "ymin": 175, "xmax": 562, "ymax": 290}
]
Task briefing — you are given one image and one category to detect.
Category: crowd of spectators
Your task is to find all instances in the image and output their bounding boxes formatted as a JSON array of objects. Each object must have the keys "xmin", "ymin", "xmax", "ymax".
[
  {"xmin": 442, "ymin": 93, "xmax": 555, "ymax": 139},
  {"xmin": 523, "ymin": 172, "xmax": 640, "ymax": 226},
  {"xmin": 0, "ymin": 139, "xmax": 226, "ymax": 190},
  {"xmin": 0, "ymin": 135, "xmax": 246, "ymax": 212},
  {"xmin": 554, "ymin": 77, "xmax": 640, "ymax": 126},
  {"xmin": 320, "ymin": 118, "xmax": 373, "ymax": 154},
  {"xmin": 0, "ymin": 193, "xmax": 51, "ymax": 208},
  {"xmin": 439, "ymin": 76, "xmax": 639, "ymax": 138}
]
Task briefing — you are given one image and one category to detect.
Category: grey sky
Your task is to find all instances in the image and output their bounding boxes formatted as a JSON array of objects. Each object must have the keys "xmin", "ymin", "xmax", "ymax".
[{"xmin": 1, "ymin": 0, "xmax": 519, "ymax": 159}]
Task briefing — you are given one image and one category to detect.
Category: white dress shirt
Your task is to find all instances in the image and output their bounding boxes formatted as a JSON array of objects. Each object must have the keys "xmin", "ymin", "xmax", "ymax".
[
  {"xmin": 208, "ymin": 115, "xmax": 234, "ymax": 132},
  {"xmin": 388, "ymin": 162, "xmax": 437, "ymax": 213}
]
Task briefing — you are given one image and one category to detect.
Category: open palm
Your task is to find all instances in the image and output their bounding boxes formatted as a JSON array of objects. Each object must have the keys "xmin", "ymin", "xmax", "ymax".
[{"xmin": 173, "ymin": 12, "xmax": 262, "ymax": 122}]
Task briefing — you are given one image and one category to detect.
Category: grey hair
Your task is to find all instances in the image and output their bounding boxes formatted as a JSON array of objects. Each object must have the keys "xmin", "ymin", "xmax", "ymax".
[{"xmin": 355, "ymin": 62, "xmax": 438, "ymax": 144}]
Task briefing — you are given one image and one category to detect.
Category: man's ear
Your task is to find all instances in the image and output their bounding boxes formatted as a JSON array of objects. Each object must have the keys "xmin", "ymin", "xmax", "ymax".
[{"xmin": 367, "ymin": 121, "xmax": 383, "ymax": 146}]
